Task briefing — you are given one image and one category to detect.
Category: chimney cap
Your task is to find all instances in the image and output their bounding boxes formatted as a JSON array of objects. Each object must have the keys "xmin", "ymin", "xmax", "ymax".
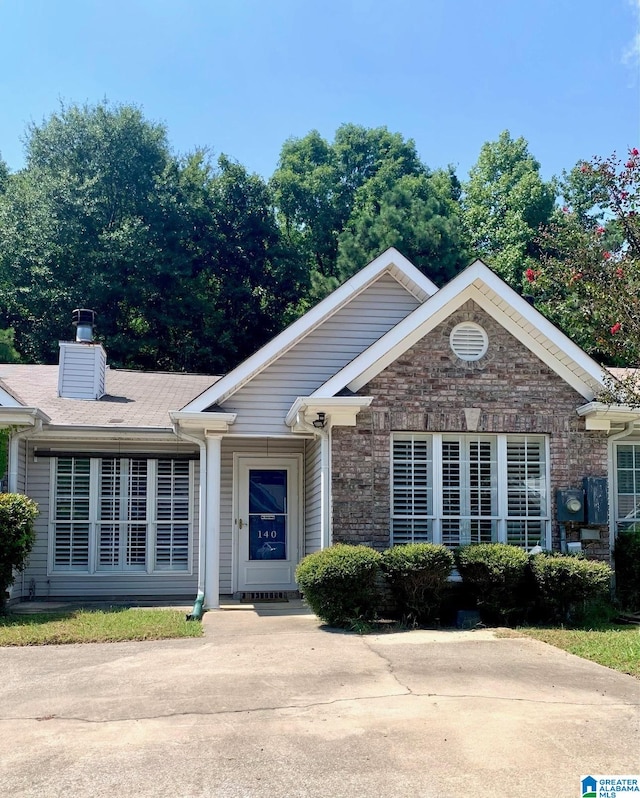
[
  {"xmin": 72, "ymin": 308, "xmax": 95, "ymax": 326},
  {"xmin": 72, "ymin": 308, "xmax": 95, "ymax": 343}
]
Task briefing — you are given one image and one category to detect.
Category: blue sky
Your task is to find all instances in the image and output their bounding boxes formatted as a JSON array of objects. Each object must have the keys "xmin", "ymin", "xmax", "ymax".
[{"xmin": 1, "ymin": 0, "xmax": 639, "ymax": 182}]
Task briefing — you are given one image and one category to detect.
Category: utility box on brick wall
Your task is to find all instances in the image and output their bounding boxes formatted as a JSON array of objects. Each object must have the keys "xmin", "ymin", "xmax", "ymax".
[
  {"xmin": 583, "ymin": 476, "xmax": 608, "ymax": 525},
  {"xmin": 556, "ymin": 488, "xmax": 585, "ymax": 522}
]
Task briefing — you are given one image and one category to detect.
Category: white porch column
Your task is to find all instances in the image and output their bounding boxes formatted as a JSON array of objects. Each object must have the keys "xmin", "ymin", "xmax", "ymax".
[
  {"xmin": 205, "ymin": 433, "xmax": 223, "ymax": 609},
  {"xmin": 320, "ymin": 431, "xmax": 331, "ymax": 549}
]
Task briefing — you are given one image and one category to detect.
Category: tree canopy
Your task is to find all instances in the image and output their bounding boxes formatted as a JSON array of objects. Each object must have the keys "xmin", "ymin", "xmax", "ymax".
[
  {"xmin": 1, "ymin": 105, "xmax": 637, "ymax": 375},
  {"xmin": 531, "ymin": 150, "xmax": 640, "ymax": 371},
  {"xmin": 462, "ymin": 130, "xmax": 556, "ymax": 286}
]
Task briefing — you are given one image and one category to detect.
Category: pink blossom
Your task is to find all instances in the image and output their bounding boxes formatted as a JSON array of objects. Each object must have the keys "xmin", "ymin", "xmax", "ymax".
[
  {"xmin": 603, "ymin": 251, "xmax": 611, "ymax": 260},
  {"xmin": 610, "ymin": 322, "xmax": 622, "ymax": 335},
  {"xmin": 616, "ymin": 268, "xmax": 624, "ymax": 278},
  {"xmin": 632, "ymin": 148, "xmax": 639, "ymax": 156},
  {"xmin": 525, "ymin": 268, "xmax": 537, "ymax": 283},
  {"xmin": 596, "ymin": 226, "xmax": 605, "ymax": 234}
]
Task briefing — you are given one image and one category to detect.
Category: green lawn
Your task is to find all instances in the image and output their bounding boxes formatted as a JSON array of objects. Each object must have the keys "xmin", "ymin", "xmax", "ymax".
[
  {"xmin": 0, "ymin": 608, "xmax": 204, "ymax": 646},
  {"xmin": 509, "ymin": 625, "xmax": 640, "ymax": 679}
]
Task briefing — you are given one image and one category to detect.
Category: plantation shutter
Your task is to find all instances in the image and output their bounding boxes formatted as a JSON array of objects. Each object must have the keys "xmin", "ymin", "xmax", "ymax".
[
  {"xmin": 53, "ymin": 457, "xmax": 90, "ymax": 570},
  {"xmin": 155, "ymin": 460, "xmax": 190, "ymax": 570},
  {"xmin": 391, "ymin": 436, "xmax": 432, "ymax": 544},
  {"xmin": 506, "ymin": 437, "xmax": 546, "ymax": 548},
  {"xmin": 97, "ymin": 458, "xmax": 148, "ymax": 571}
]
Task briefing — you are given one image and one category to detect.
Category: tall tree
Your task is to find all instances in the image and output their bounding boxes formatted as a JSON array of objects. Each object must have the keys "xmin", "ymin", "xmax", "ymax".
[
  {"xmin": 336, "ymin": 169, "xmax": 468, "ymax": 286},
  {"xmin": 271, "ymin": 124, "xmax": 426, "ymax": 285},
  {"xmin": 463, "ymin": 131, "xmax": 556, "ymax": 286},
  {"xmin": 531, "ymin": 150, "xmax": 640, "ymax": 373},
  {"xmin": 0, "ymin": 103, "xmax": 302, "ymax": 372}
]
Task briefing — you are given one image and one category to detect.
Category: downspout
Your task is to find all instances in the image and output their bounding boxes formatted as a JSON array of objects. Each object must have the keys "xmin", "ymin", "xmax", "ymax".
[
  {"xmin": 8, "ymin": 421, "xmax": 41, "ymax": 493},
  {"xmin": 173, "ymin": 425, "xmax": 206, "ymax": 621},
  {"xmin": 607, "ymin": 420, "xmax": 637, "ymax": 560}
]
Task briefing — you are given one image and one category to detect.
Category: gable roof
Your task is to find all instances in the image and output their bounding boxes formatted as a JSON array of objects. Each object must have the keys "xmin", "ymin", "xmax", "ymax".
[
  {"xmin": 181, "ymin": 247, "xmax": 439, "ymax": 412},
  {"xmin": 311, "ymin": 259, "xmax": 609, "ymax": 401},
  {"xmin": 0, "ymin": 365, "xmax": 218, "ymax": 428}
]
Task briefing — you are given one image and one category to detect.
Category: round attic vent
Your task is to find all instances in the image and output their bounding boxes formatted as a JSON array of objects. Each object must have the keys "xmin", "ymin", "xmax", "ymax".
[{"xmin": 450, "ymin": 322, "xmax": 488, "ymax": 361}]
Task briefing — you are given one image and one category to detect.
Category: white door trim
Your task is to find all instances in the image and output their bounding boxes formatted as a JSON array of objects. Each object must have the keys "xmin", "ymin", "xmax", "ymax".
[{"xmin": 232, "ymin": 453, "xmax": 304, "ymax": 593}]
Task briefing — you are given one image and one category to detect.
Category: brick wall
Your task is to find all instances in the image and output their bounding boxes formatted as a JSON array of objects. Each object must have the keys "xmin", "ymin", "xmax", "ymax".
[{"xmin": 331, "ymin": 300, "xmax": 610, "ymax": 557}]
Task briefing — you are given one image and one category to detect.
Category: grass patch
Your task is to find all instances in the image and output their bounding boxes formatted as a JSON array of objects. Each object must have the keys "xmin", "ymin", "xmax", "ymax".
[
  {"xmin": 0, "ymin": 608, "xmax": 203, "ymax": 646},
  {"xmin": 504, "ymin": 625, "xmax": 640, "ymax": 679}
]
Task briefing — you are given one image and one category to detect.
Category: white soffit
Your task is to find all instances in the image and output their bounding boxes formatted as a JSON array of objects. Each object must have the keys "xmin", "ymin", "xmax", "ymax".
[
  {"xmin": 312, "ymin": 260, "xmax": 608, "ymax": 401},
  {"xmin": 181, "ymin": 247, "xmax": 439, "ymax": 412}
]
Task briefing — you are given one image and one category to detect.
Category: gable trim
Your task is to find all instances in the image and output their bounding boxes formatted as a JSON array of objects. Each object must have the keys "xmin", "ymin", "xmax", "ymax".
[
  {"xmin": 0, "ymin": 380, "xmax": 25, "ymax": 407},
  {"xmin": 181, "ymin": 248, "xmax": 438, "ymax": 412},
  {"xmin": 312, "ymin": 260, "xmax": 608, "ymax": 402}
]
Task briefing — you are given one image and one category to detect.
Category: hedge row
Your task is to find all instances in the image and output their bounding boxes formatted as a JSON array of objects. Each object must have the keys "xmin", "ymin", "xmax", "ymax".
[{"xmin": 295, "ymin": 542, "xmax": 613, "ymax": 628}]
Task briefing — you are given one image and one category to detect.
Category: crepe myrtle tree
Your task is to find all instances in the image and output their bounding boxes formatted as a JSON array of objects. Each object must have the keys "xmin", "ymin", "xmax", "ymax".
[
  {"xmin": 0, "ymin": 491, "xmax": 38, "ymax": 612},
  {"xmin": 529, "ymin": 149, "xmax": 640, "ymax": 401}
]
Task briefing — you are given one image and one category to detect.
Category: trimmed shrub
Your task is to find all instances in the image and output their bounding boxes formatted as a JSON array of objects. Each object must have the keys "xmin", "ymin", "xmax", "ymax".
[
  {"xmin": 530, "ymin": 553, "xmax": 612, "ymax": 624},
  {"xmin": 381, "ymin": 543, "xmax": 454, "ymax": 625},
  {"xmin": 0, "ymin": 493, "xmax": 39, "ymax": 612},
  {"xmin": 454, "ymin": 543, "xmax": 530, "ymax": 625},
  {"xmin": 295, "ymin": 544, "xmax": 382, "ymax": 627},
  {"xmin": 614, "ymin": 526, "xmax": 640, "ymax": 611}
]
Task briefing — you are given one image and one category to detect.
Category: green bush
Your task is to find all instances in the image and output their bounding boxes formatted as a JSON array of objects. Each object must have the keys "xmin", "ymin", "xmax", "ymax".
[
  {"xmin": 295, "ymin": 544, "xmax": 382, "ymax": 627},
  {"xmin": 381, "ymin": 543, "xmax": 454, "ymax": 625},
  {"xmin": 0, "ymin": 493, "xmax": 39, "ymax": 613},
  {"xmin": 530, "ymin": 553, "xmax": 612, "ymax": 623},
  {"xmin": 614, "ymin": 526, "xmax": 640, "ymax": 611},
  {"xmin": 454, "ymin": 543, "xmax": 530, "ymax": 624}
]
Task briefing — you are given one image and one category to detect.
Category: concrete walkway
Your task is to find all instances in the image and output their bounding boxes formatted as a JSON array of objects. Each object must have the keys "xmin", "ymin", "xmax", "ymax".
[{"xmin": 1, "ymin": 607, "xmax": 638, "ymax": 798}]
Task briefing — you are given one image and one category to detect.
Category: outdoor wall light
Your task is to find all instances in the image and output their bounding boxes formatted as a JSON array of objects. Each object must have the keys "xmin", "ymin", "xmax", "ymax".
[{"xmin": 313, "ymin": 412, "xmax": 327, "ymax": 429}]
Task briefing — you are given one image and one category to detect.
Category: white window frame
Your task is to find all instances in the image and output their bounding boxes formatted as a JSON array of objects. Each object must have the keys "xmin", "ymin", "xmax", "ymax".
[
  {"xmin": 49, "ymin": 456, "xmax": 194, "ymax": 576},
  {"xmin": 613, "ymin": 442, "xmax": 640, "ymax": 529},
  {"xmin": 391, "ymin": 433, "xmax": 551, "ymax": 549}
]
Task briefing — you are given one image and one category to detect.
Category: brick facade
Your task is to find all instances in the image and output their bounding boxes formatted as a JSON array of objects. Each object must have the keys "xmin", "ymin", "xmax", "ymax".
[{"xmin": 331, "ymin": 301, "xmax": 610, "ymax": 557}]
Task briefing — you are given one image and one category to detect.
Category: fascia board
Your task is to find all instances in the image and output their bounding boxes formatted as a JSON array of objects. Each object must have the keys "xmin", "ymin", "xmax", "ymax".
[
  {"xmin": 0, "ymin": 407, "xmax": 51, "ymax": 426},
  {"xmin": 285, "ymin": 396, "xmax": 374, "ymax": 427},
  {"xmin": 38, "ymin": 425, "xmax": 175, "ymax": 440},
  {"xmin": 469, "ymin": 288, "xmax": 604, "ymax": 400},
  {"xmin": 313, "ymin": 261, "xmax": 608, "ymax": 400},
  {"xmin": 577, "ymin": 402, "xmax": 640, "ymax": 420},
  {"xmin": 170, "ymin": 410, "xmax": 237, "ymax": 432},
  {"xmin": 475, "ymin": 266, "xmax": 610, "ymax": 390},
  {"xmin": 181, "ymin": 248, "xmax": 437, "ymax": 412},
  {"xmin": 382, "ymin": 247, "xmax": 439, "ymax": 297}
]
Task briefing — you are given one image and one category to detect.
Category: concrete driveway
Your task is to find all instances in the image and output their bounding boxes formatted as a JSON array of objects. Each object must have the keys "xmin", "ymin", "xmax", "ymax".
[{"xmin": 1, "ymin": 607, "xmax": 638, "ymax": 798}]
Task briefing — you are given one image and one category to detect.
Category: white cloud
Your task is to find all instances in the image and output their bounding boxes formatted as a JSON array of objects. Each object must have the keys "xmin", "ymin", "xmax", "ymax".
[{"xmin": 623, "ymin": 0, "xmax": 640, "ymax": 65}]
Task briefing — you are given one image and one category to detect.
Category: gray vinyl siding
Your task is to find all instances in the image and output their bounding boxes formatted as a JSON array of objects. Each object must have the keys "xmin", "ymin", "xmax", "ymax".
[
  {"xmin": 15, "ymin": 437, "xmax": 26, "ymax": 493},
  {"xmin": 222, "ymin": 274, "xmax": 421, "ymax": 435},
  {"xmin": 20, "ymin": 440, "xmax": 200, "ymax": 600},
  {"xmin": 304, "ymin": 437, "xmax": 322, "ymax": 555},
  {"xmin": 219, "ymin": 437, "xmax": 306, "ymax": 594}
]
